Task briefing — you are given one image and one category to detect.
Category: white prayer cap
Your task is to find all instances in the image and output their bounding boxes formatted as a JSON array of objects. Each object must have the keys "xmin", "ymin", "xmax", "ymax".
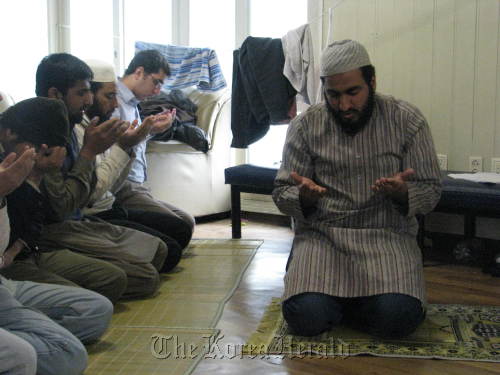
[
  {"xmin": 320, "ymin": 40, "xmax": 371, "ymax": 77},
  {"xmin": 85, "ymin": 59, "xmax": 116, "ymax": 83}
]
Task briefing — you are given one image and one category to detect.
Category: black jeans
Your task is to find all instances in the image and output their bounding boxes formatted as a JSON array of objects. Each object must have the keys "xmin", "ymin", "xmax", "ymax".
[
  {"xmin": 125, "ymin": 208, "xmax": 192, "ymax": 250},
  {"xmin": 282, "ymin": 292, "xmax": 425, "ymax": 339},
  {"xmin": 94, "ymin": 207, "xmax": 183, "ymax": 272}
]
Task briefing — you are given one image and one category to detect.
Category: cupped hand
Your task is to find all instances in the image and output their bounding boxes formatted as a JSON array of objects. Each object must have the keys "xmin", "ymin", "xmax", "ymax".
[
  {"xmin": 35, "ymin": 144, "xmax": 67, "ymax": 172},
  {"xmin": 117, "ymin": 119, "xmax": 153, "ymax": 150},
  {"xmin": 147, "ymin": 108, "xmax": 176, "ymax": 135},
  {"xmin": 371, "ymin": 168, "xmax": 415, "ymax": 203},
  {"xmin": 291, "ymin": 171, "xmax": 327, "ymax": 208},
  {"xmin": 0, "ymin": 147, "xmax": 36, "ymax": 197},
  {"xmin": 81, "ymin": 117, "xmax": 129, "ymax": 158}
]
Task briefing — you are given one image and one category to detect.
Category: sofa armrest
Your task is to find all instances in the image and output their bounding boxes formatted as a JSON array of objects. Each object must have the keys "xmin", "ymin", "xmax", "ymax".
[
  {"xmin": 145, "ymin": 88, "xmax": 233, "ymax": 217},
  {"xmin": 185, "ymin": 87, "xmax": 230, "ymax": 149}
]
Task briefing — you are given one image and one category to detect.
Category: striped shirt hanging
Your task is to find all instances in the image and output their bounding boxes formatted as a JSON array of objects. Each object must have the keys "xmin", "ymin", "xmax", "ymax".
[{"xmin": 135, "ymin": 41, "xmax": 227, "ymax": 92}]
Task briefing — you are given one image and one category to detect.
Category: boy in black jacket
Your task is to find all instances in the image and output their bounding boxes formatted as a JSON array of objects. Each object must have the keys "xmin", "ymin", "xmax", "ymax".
[{"xmin": 0, "ymin": 97, "xmax": 127, "ymax": 303}]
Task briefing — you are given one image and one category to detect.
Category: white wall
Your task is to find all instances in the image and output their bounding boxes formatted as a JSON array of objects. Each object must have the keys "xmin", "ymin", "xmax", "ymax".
[{"xmin": 322, "ymin": 0, "xmax": 500, "ymax": 172}]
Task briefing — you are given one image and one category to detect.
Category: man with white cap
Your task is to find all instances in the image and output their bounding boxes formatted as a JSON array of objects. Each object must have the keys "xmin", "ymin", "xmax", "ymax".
[
  {"xmin": 75, "ymin": 60, "xmax": 183, "ymax": 272},
  {"xmin": 273, "ymin": 40, "xmax": 442, "ymax": 339},
  {"xmin": 75, "ymin": 59, "xmax": 151, "ymax": 216}
]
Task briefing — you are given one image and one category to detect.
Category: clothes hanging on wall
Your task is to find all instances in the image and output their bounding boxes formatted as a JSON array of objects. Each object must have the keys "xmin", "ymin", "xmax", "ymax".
[
  {"xmin": 135, "ymin": 41, "xmax": 227, "ymax": 92},
  {"xmin": 231, "ymin": 36, "xmax": 297, "ymax": 149},
  {"xmin": 282, "ymin": 24, "xmax": 319, "ymax": 106}
]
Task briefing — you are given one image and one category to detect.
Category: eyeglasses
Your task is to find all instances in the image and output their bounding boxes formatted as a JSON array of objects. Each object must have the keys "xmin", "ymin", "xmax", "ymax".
[{"xmin": 149, "ymin": 74, "xmax": 164, "ymax": 88}]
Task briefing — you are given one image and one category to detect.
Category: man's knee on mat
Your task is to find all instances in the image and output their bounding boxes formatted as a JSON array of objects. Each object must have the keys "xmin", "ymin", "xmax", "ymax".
[
  {"xmin": 362, "ymin": 294, "xmax": 425, "ymax": 339},
  {"xmin": 124, "ymin": 264, "xmax": 161, "ymax": 299},
  {"xmin": 141, "ymin": 270, "xmax": 161, "ymax": 298},
  {"xmin": 99, "ymin": 267, "xmax": 128, "ymax": 304},
  {"xmin": 282, "ymin": 292, "xmax": 342, "ymax": 337},
  {"xmin": 151, "ymin": 241, "xmax": 168, "ymax": 272}
]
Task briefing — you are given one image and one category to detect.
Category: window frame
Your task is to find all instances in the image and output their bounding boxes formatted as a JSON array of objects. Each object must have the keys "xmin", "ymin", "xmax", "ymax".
[{"xmin": 47, "ymin": 0, "xmax": 322, "ymax": 164}]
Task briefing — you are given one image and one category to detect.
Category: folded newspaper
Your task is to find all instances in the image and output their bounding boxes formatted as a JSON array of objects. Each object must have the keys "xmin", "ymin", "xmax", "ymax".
[{"xmin": 448, "ymin": 172, "xmax": 500, "ymax": 184}]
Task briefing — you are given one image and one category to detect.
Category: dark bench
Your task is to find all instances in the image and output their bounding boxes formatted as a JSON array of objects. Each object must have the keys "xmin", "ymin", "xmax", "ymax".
[
  {"xmin": 225, "ymin": 165, "xmax": 500, "ymax": 240},
  {"xmin": 430, "ymin": 172, "xmax": 500, "ymax": 238},
  {"xmin": 224, "ymin": 164, "xmax": 278, "ymax": 238}
]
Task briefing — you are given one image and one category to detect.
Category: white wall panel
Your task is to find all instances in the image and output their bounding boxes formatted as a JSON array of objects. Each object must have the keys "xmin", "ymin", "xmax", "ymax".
[
  {"xmin": 411, "ymin": 0, "xmax": 434, "ymax": 129},
  {"xmin": 331, "ymin": 0, "xmax": 359, "ymax": 42},
  {"xmin": 450, "ymin": 0, "xmax": 476, "ymax": 171},
  {"xmin": 391, "ymin": 0, "xmax": 415, "ymax": 103},
  {"xmin": 373, "ymin": 0, "xmax": 395, "ymax": 94},
  {"xmin": 496, "ymin": 8, "xmax": 500, "ymax": 161},
  {"xmin": 472, "ymin": 0, "xmax": 499, "ymax": 170},
  {"xmin": 357, "ymin": 0, "xmax": 377, "ymax": 54},
  {"xmin": 323, "ymin": 0, "xmax": 500, "ymax": 172},
  {"xmin": 429, "ymin": 0, "xmax": 455, "ymax": 157}
]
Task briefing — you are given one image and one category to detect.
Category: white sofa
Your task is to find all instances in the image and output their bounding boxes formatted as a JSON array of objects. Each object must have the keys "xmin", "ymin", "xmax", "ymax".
[{"xmin": 145, "ymin": 86, "xmax": 233, "ymax": 218}]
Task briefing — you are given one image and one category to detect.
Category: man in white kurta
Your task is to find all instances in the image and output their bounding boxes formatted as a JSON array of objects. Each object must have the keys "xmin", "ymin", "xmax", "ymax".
[
  {"xmin": 76, "ymin": 59, "xmax": 184, "ymax": 272},
  {"xmin": 273, "ymin": 40, "xmax": 441, "ymax": 339}
]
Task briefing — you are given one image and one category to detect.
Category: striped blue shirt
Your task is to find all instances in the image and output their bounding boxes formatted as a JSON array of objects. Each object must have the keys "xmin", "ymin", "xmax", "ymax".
[{"xmin": 135, "ymin": 41, "xmax": 227, "ymax": 92}]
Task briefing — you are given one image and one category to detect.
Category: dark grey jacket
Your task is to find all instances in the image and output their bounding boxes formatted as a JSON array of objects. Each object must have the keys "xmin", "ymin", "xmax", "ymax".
[{"xmin": 231, "ymin": 37, "xmax": 296, "ymax": 148}]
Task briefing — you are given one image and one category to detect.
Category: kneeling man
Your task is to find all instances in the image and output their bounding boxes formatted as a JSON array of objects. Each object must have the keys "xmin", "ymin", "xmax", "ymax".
[{"xmin": 273, "ymin": 40, "xmax": 442, "ymax": 339}]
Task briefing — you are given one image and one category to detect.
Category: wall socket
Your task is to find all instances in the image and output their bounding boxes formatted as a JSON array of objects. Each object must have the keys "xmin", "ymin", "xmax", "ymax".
[
  {"xmin": 469, "ymin": 156, "xmax": 483, "ymax": 172},
  {"xmin": 492, "ymin": 158, "xmax": 500, "ymax": 174},
  {"xmin": 437, "ymin": 154, "xmax": 448, "ymax": 170}
]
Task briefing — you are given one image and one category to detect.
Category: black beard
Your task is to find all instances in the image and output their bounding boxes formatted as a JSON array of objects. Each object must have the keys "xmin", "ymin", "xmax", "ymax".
[
  {"xmin": 68, "ymin": 111, "xmax": 84, "ymax": 126},
  {"xmin": 85, "ymin": 104, "xmax": 108, "ymax": 125},
  {"xmin": 325, "ymin": 87, "xmax": 375, "ymax": 135}
]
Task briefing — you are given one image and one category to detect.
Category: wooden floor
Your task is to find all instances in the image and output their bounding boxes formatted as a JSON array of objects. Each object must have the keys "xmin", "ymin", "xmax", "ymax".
[{"xmin": 191, "ymin": 214, "xmax": 500, "ymax": 375}]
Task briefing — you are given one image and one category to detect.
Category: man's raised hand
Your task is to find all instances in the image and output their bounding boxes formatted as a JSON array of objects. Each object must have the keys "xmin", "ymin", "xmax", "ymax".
[
  {"xmin": 291, "ymin": 171, "xmax": 327, "ymax": 209},
  {"xmin": 117, "ymin": 119, "xmax": 153, "ymax": 151},
  {"xmin": 0, "ymin": 147, "xmax": 36, "ymax": 197},
  {"xmin": 371, "ymin": 168, "xmax": 415, "ymax": 204},
  {"xmin": 147, "ymin": 108, "xmax": 176, "ymax": 135},
  {"xmin": 80, "ymin": 117, "xmax": 129, "ymax": 159},
  {"xmin": 35, "ymin": 145, "xmax": 67, "ymax": 173}
]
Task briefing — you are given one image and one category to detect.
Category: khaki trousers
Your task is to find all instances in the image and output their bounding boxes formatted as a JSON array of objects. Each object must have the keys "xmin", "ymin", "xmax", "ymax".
[{"xmin": 0, "ymin": 249, "xmax": 127, "ymax": 304}]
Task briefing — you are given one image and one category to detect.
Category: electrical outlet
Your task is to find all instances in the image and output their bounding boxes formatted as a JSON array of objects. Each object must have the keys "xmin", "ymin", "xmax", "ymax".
[
  {"xmin": 491, "ymin": 158, "xmax": 500, "ymax": 174},
  {"xmin": 437, "ymin": 154, "xmax": 448, "ymax": 170},
  {"xmin": 469, "ymin": 156, "xmax": 483, "ymax": 173}
]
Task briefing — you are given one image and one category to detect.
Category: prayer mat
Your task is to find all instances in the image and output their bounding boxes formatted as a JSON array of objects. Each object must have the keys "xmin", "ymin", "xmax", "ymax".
[
  {"xmin": 86, "ymin": 327, "xmax": 218, "ymax": 375},
  {"xmin": 244, "ymin": 298, "xmax": 500, "ymax": 362},
  {"xmin": 86, "ymin": 239, "xmax": 262, "ymax": 375}
]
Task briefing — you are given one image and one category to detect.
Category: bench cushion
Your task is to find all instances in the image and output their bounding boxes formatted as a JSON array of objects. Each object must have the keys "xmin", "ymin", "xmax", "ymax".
[
  {"xmin": 224, "ymin": 164, "xmax": 278, "ymax": 194},
  {"xmin": 438, "ymin": 173, "xmax": 500, "ymax": 216}
]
